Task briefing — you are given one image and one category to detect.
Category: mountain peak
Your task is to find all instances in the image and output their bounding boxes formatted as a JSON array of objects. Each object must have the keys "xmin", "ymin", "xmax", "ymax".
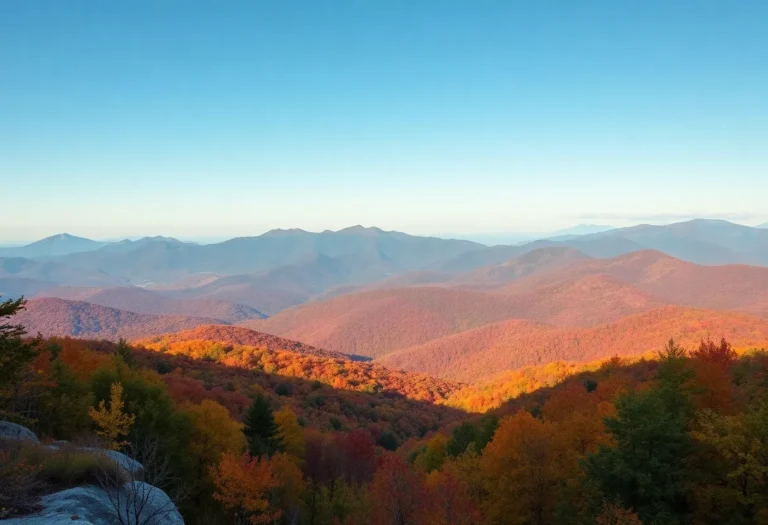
[
  {"xmin": 261, "ymin": 228, "xmax": 310, "ymax": 237},
  {"xmin": 34, "ymin": 233, "xmax": 88, "ymax": 244},
  {"xmin": 337, "ymin": 225, "xmax": 385, "ymax": 235}
]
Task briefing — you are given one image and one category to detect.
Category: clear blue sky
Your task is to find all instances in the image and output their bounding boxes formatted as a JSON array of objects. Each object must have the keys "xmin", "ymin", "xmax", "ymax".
[{"xmin": 1, "ymin": 0, "xmax": 767, "ymax": 241}]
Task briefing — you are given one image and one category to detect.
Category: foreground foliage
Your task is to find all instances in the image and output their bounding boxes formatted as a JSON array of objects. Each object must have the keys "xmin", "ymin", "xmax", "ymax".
[{"xmin": 3, "ymin": 295, "xmax": 768, "ymax": 523}]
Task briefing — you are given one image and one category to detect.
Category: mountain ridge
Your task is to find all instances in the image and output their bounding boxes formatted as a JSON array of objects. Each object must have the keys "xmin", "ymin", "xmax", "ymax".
[
  {"xmin": 15, "ymin": 297, "xmax": 228, "ymax": 340},
  {"xmin": 379, "ymin": 305, "xmax": 768, "ymax": 381}
]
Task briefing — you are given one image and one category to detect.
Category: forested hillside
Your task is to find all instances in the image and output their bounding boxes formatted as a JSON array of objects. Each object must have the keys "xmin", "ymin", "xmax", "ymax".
[{"xmin": 4, "ymin": 296, "xmax": 768, "ymax": 524}]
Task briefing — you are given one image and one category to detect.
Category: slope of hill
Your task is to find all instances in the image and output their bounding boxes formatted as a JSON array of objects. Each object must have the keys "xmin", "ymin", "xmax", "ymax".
[
  {"xmin": 544, "ymin": 223, "xmax": 615, "ymax": 239},
  {"xmin": 136, "ymin": 324, "xmax": 348, "ymax": 359},
  {"xmin": 245, "ymin": 275, "xmax": 662, "ymax": 358},
  {"xmin": 245, "ymin": 247, "xmax": 768, "ymax": 366},
  {"xmin": 379, "ymin": 306, "xmax": 768, "ymax": 382},
  {"xmin": 0, "ymin": 233, "xmax": 108, "ymax": 258},
  {"xmin": 38, "ymin": 285, "xmax": 265, "ymax": 323},
  {"xmin": 450, "ymin": 247, "xmax": 590, "ymax": 289},
  {"xmin": 15, "ymin": 297, "xmax": 225, "ymax": 340},
  {"xmin": 440, "ymin": 235, "xmax": 646, "ymax": 272},
  {"xmin": 158, "ymin": 272, "xmax": 309, "ymax": 315},
  {"xmin": 440, "ymin": 245, "xmax": 526, "ymax": 272},
  {"xmin": 0, "ymin": 257, "xmax": 126, "ymax": 288},
  {"xmin": 244, "ymin": 287, "xmax": 523, "ymax": 358},
  {"xmin": 134, "ymin": 327, "xmax": 462, "ymax": 405},
  {"xmin": 497, "ymin": 250, "xmax": 768, "ymax": 318}
]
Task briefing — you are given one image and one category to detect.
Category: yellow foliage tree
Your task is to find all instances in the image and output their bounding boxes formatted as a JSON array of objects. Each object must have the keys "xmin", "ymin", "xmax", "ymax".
[
  {"xmin": 211, "ymin": 452, "xmax": 280, "ymax": 525},
  {"xmin": 185, "ymin": 399, "xmax": 247, "ymax": 482},
  {"xmin": 274, "ymin": 407, "xmax": 305, "ymax": 461},
  {"xmin": 88, "ymin": 382, "xmax": 135, "ymax": 450},
  {"xmin": 416, "ymin": 434, "xmax": 448, "ymax": 473}
]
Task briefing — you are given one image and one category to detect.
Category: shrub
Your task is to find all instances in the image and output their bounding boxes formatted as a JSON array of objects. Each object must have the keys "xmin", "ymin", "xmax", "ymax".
[
  {"xmin": 10, "ymin": 442, "xmax": 129, "ymax": 491},
  {"xmin": 0, "ymin": 443, "xmax": 43, "ymax": 518},
  {"xmin": 37, "ymin": 447, "xmax": 129, "ymax": 489}
]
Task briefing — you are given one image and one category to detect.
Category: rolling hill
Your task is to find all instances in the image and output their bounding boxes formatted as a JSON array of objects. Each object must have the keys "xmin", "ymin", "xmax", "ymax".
[
  {"xmin": 449, "ymin": 247, "xmax": 590, "ymax": 289},
  {"xmin": 0, "ymin": 257, "xmax": 126, "ymax": 288},
  {"xmin": 495, "ymin": 250, "xmax": 768, "ymax": 318},
  {"xmin": 37, "ymin": 285, "xmax": 266, "ymax": 323},
  {"xmin": 15, "ymin": 297, "xmax": 225, "ymax": 340},
  {"xmin": 379, "ymin": 306, "xmax": 768, "ymax": 382},
  {"xmin": 244, "ymin": 273, "xmax": 663, "ymax": 358},
  {"xmin": 135, "ymin": 324, "xmax": 347, "ymax": 359},
  {"xmin": 243, "ymin": 287, "xmax": 516, "ymax": 358},
  {"xmin": 247, "ymin": 248, "xmax": 768, "ymax": 366}
]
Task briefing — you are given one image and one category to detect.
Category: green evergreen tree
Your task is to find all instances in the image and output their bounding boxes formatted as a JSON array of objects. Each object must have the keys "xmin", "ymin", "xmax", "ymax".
[
  {"xmin": 0, "ymin": 297, "xmax": 37, "ymax": 387},
  {"xmin": 114, "ymin": 338, "xmax": 136, "ymax": 368},
  {"xmin": 0, "ymin": 297, "xmax": 40, "ymax": 418},
  {"xmin": 585, "ymin": 340, "xmax": 694, "ymax": 524},
  {"xmin": 242, "ymin": 394, "xmax": 283, "ymax": 457}
]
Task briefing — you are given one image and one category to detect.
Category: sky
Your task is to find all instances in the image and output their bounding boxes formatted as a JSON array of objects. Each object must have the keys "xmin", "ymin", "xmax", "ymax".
[{"xmin": 1, "ymin": 0, "xmax": 767, "ymax": 242}]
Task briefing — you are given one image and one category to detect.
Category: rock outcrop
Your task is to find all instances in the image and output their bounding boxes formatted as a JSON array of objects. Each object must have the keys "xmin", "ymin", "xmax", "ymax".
[
  {"xmin": 0, "ymin": 421, "xmax": 183, "ymax": 524},
  {"xmin": 4, "ymin": 482, "xmax": 183, "ymax": 525},
  {"xmin": 0, "ymin": 420, "xmax": 40, "ymax": 443}
]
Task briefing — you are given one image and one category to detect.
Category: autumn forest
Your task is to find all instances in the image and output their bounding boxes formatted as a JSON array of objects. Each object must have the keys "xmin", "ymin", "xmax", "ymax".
[{"xmin": 3, "ymin": 287, "xmax": 768, "ymax": 524}]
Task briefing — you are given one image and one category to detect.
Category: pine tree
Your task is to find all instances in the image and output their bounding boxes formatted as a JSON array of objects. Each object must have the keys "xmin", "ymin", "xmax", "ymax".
[
  {"xmin": 0, "ymin": 296, "xmax": 40, "ymax": 419},
  {"xmin": 0, "ymin": 297, "xmax": 37, "ymax": 389},
  {"xmin": 585, "ymin": 342, "xmax": 694, "ymax": 524},
  {"xmin": 114, "ymin": 338, "xmax": 136, "ymax": 368},
  {"xmin": 243, "ymin": 394, "xmax": 283, "ymax": 458}
]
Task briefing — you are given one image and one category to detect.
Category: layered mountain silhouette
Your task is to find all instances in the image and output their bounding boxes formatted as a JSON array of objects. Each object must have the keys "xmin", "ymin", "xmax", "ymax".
[
  {"xmin": 378, "ymin": 306, "xmax": 768, "ymax": 382},
  {"xmin": 245, "ymin": 247, "xmax": 768, "ymax": 374},
  {"xmin": 6, "ymin": 220, "xmax": 768, "ymax": 384}
]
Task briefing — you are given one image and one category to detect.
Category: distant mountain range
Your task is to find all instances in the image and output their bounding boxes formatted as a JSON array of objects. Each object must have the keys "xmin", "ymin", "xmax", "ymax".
[
  {"xmin": 439, "ymin": 219, "xmax": 768, "ymax": 271},
  {"xmin": 10, "ymin": 220, "xmax": 768, "ymax": 385},
  {"xmin": 3, "ymin": 219, "xmax": 768, "ymax": 325},
  {"xmin": 0, "ymin": 234, "xmax": 108, "ymax": 258},
  {"xmin": 453, "ymin": 224, "xmax": 614, "ymax": 245}
]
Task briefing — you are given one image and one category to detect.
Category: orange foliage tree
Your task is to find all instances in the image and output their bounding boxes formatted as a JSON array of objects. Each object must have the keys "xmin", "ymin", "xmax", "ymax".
[
  {"xmin": 210, "ymin": 453, "xmax": 280, "ymax": 525},
  {"xmin": 480, "ymin": 410, "xmax": 576, "ymax": 525}
]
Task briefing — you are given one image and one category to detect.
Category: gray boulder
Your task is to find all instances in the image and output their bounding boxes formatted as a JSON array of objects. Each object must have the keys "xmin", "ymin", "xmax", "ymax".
[
  {"xmin": 5, "ymin": 482, "xmax": 183, "ymax": 525},
  {"xmin": 0, "ymin": 420, "xmax": 39, "ymax": 443},
  {"xmin": 103, "ymin": 449, "xmax": 145, "ymax": 478}
]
